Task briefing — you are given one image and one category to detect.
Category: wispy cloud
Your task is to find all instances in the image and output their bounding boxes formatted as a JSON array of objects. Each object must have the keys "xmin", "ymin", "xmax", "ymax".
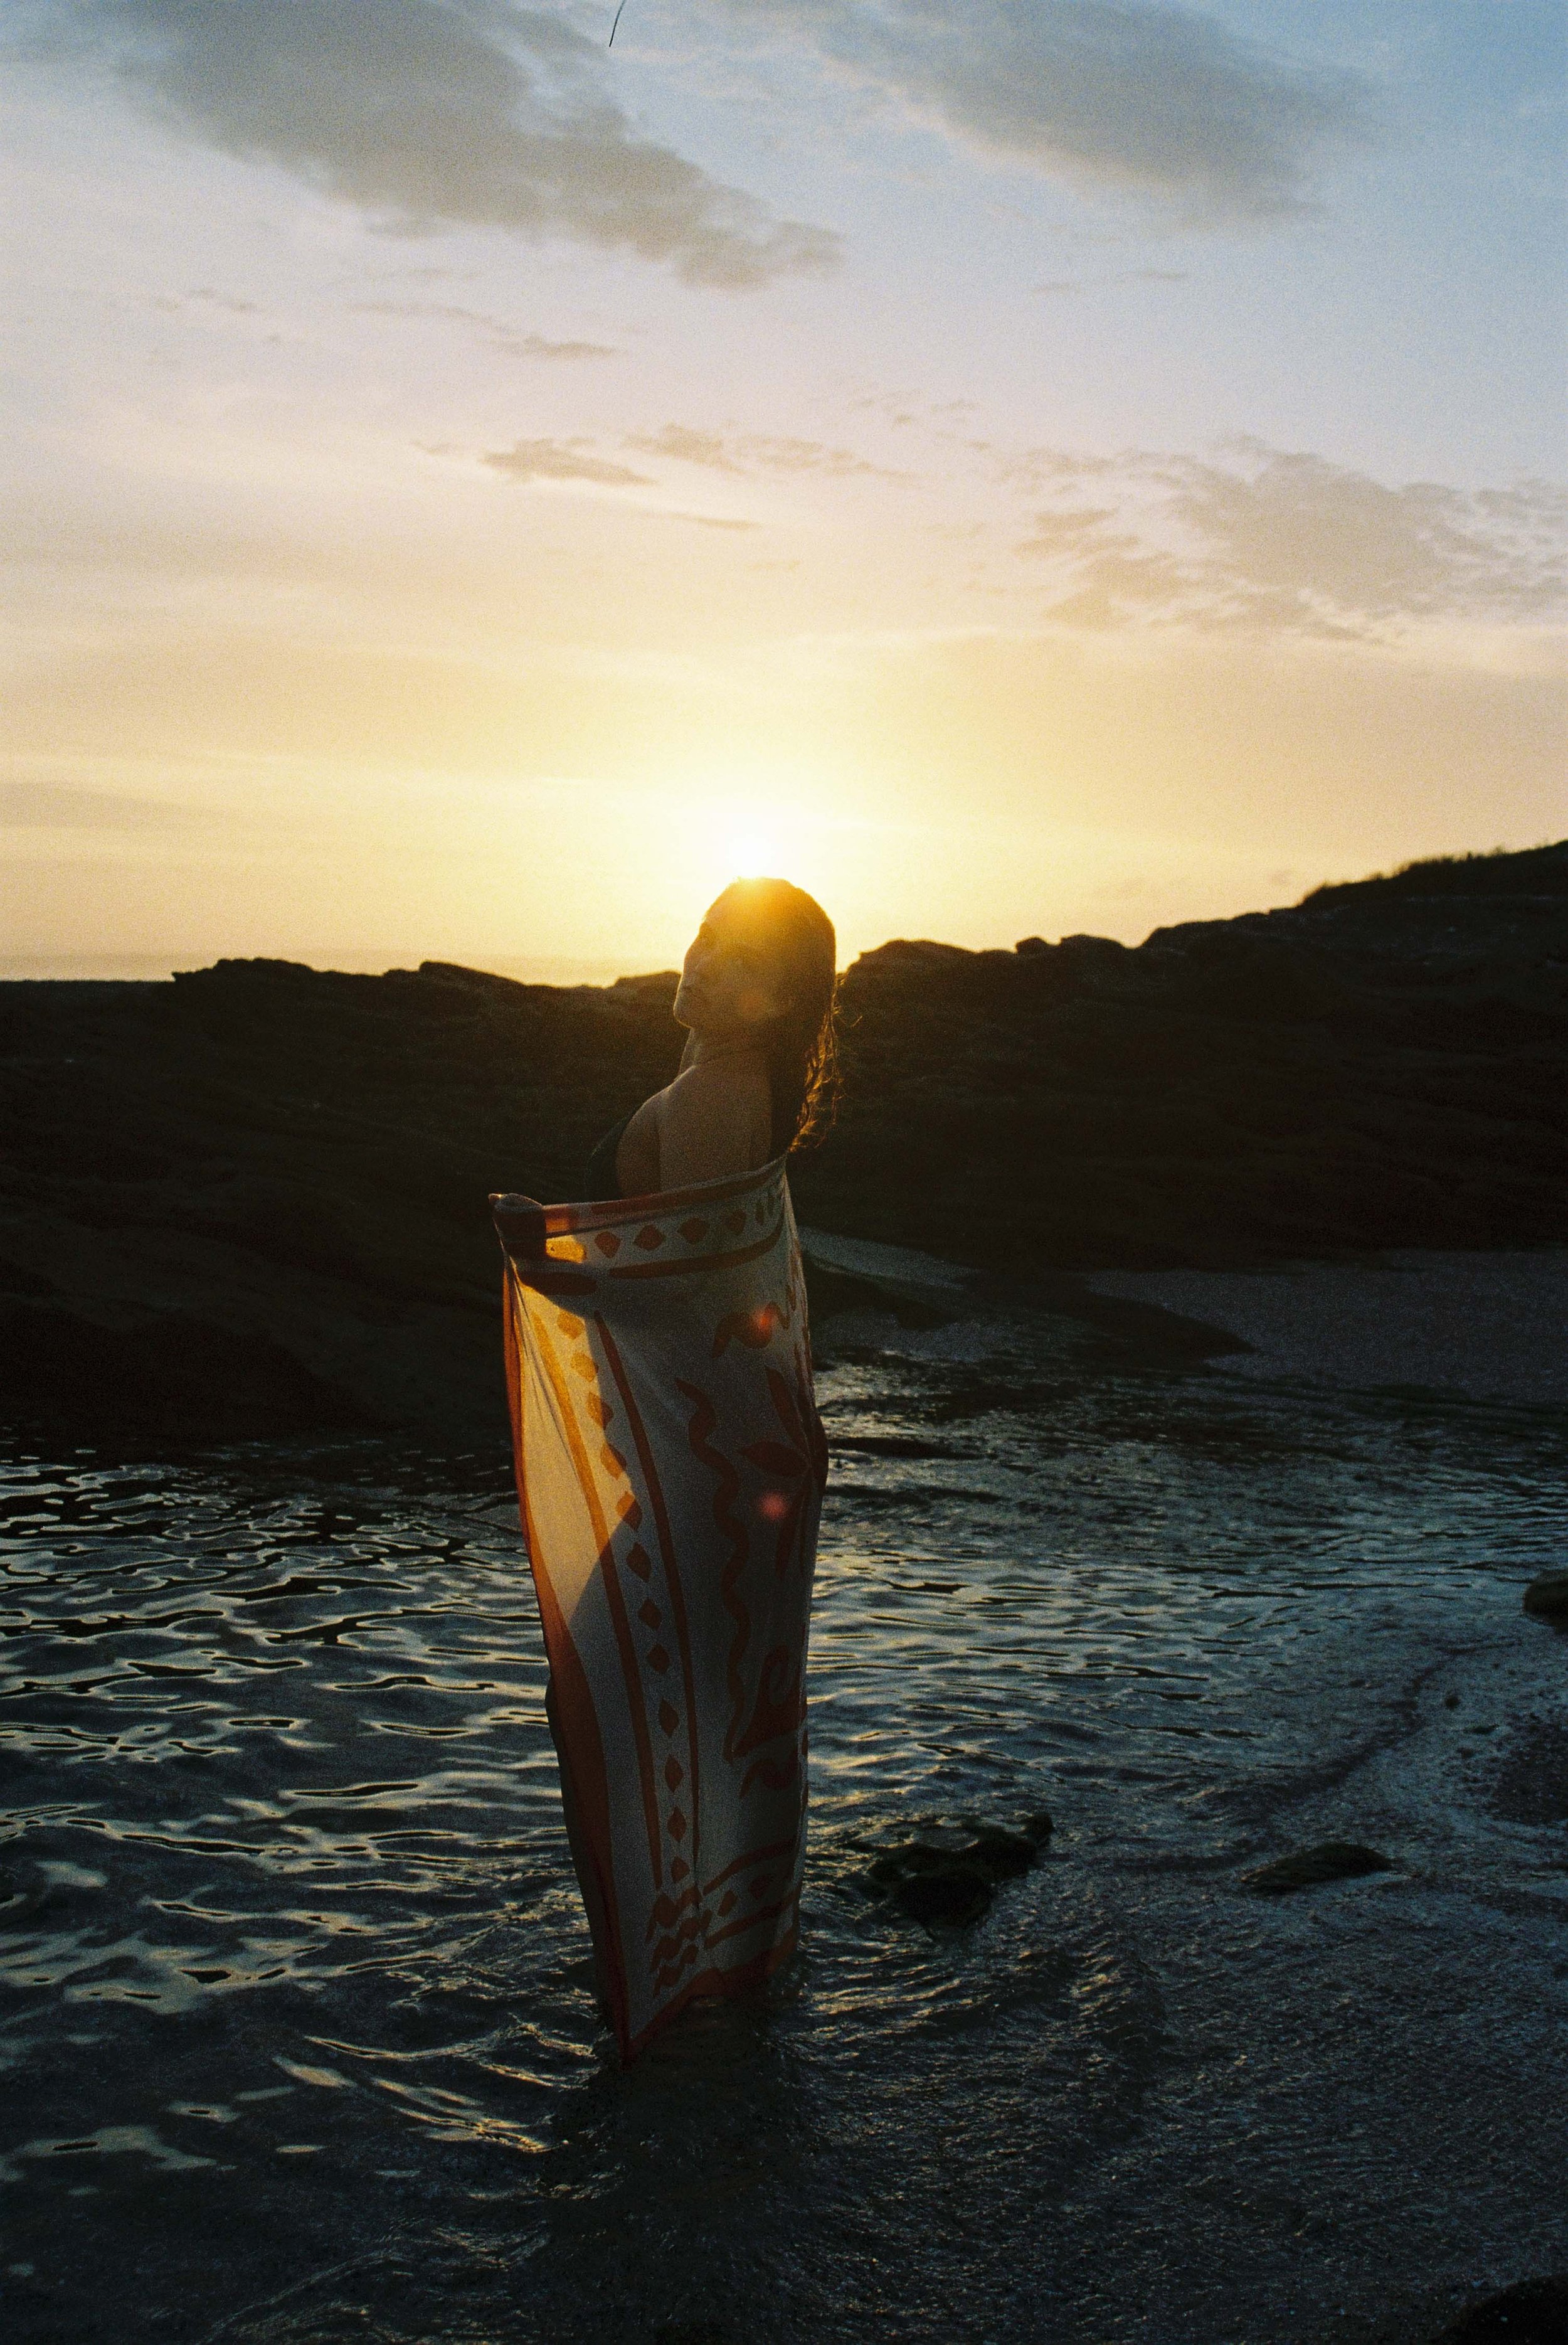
[
  {"xmin": 0, "ymin": 782, "xmax": 218, "ymax": 829},
  {"xmin": 733, "ymin": 0, "xmax": 1375, "ymax": 221},
  {"xmin": 647, "ymin": 511, "xmax": 761, "ymax": 531},
  {"xmin": 351, "ymin": 300, "xmax": 617, "ymax": 359},
  {"xmin": 481, "ymin": 437, "xmax": 651, "ymax": 486},
  {"xmin": 18, "ymin": 0, "xmax": 841, "ymax": 287},
  {"xmin": 479, "ymin": 422, "xmax": 898, "ymax": 501},
  {"xmin": 629, "ymin": 424, "xmax": 748, "ymax": 476},
  {"xmin": 186, "ymin": 285, "xmax": 262, "ymax": 314},
  {"xmin": 627, "ymin": 423, "xmax": 908, "ymax": 479},
  {"xmin": 1010, "ymin": 441, "xmax": 1568, "ymax": 637}
]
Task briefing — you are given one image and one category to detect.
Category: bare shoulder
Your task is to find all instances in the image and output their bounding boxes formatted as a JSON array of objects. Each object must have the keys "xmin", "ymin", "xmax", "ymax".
[
  {"xmin": 613, "ymin": 1092, "xmax": 662, "ymax": 1198},
  {"xmin": 656, "ymin": 1054, "xmax": 772, "ymax": 1188}
]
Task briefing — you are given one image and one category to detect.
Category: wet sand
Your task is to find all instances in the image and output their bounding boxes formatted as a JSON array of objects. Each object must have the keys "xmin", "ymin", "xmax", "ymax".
[{"xmin": 1081, "ymin": 1248, "xmax": 1568, "ymax": 1408}]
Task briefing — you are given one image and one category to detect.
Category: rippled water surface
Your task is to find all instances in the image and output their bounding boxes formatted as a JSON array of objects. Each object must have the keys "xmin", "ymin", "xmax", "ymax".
[{"xmin": 4, "ymin": 1298, "xmax": 1566, "ymax": 2344}]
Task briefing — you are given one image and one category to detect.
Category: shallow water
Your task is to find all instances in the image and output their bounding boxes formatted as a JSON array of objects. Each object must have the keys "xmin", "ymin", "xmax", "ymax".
[{"xmin": 3, "ymin": 1289, "xmax": 1566, "ymax": 2345}]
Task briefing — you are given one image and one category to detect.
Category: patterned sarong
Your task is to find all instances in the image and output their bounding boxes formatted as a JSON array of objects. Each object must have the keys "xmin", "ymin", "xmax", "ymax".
[{"xmin": 492, "ymin": 1156, "xmax": 826, "ymax": 2061}]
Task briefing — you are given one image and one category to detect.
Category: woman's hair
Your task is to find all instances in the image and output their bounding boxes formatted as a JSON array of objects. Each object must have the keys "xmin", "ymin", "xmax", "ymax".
[{"xmin": 711, "ymin": 877, "xmax": 840, "ymax": 1155}]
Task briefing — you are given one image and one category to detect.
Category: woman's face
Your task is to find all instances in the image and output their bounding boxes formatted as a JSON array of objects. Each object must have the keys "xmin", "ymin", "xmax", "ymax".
[{"xmin": 674, "ymin": 899, "xmax": 787, "ymax": 1038}]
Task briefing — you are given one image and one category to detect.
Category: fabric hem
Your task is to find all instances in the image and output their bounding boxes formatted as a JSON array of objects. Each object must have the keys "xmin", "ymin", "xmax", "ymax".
[{"xmin": 618, "ymin": 1922, "xmax": 800, "ymax": 2065}]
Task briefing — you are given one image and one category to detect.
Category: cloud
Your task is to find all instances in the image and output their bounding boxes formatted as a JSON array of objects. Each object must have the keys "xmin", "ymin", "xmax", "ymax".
[
  {"xmin": 18, "ymin": 0, "xmax": 840, "ymax": 287},
  {"xmin": 481, "ymin": 422, "xmax": 894, "ymax": 504},
  {"xmin": 647, "ymin": 512, "xmax": 761, "ymax": 531},
  {"xmin": 629, "ymin": 424, "xmax": 748, "ymax": 475},
  {"xmin": 1011, "ymin": 441, "xmax": 1568, "ymax": 637},
  {"xmin": 186, "ymin": 285, "xmax": 262, "ymax": 313},
  {"xmin": 627, "ymin": 423, "xmax": 908, "ymax": 479},
  {"xmin": 750, "ymin": 433, "xmax": 901, "ymax": 477},
  {"xmin": 352, "ymin": 299, "xmax": 617, "ymax": 359},
  {"xmin": 733, "ymin": 0, "xmax": 1374, "ymax": 220},
  {"xmin": 482, "ymin": 437, "xmax": 651, "ymax": 486},
  {"xmin": 0, "ymin": 782, "xmax": 217, "ymax": 828}
]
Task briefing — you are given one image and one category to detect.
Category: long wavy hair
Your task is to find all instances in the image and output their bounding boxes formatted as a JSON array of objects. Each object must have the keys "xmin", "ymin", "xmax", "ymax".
[{"xmin": 709, "ymin": 877, "xmax": 840, "ymax": 1156}]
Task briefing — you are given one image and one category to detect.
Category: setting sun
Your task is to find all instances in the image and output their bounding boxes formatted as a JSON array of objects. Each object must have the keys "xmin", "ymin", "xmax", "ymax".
[{"xmin": 727, "ymin": 821, "xmax": 783, "ymax": 880}]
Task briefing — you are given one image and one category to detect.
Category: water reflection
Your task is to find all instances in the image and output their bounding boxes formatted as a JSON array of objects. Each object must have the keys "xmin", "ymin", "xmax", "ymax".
[{"xmin": 3, "ymin": 1329, "xmax": 1565, "ymax": 2341}]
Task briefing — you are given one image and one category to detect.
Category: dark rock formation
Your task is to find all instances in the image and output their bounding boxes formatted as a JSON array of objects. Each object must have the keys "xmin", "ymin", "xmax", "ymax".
[
  {"xmin": 1523, "ymin": 1573, "xmax": 1568, "ymax": 1623},
  {"xmin": 0, "ymin": 959, "xmax": 683, "ymax": 1438},
  {"xmin": 1432, "ymin": 2274, "xmax": 1568, "ymax": 2342},
  {"xmin": 864, "ymin": 1814, "xmax": 1053, "ymax": 1926},
  {"xmin": 2, "ymin": 843, "xmax": 1564, "ymax": 1439},
  {"xmin": 790, "ymin": 840, "xmax": 1568, "ymax": 1273},
  {"xmin": 1240, "ymin": 1842, "xmax": 1396, "ymax": 1895}
]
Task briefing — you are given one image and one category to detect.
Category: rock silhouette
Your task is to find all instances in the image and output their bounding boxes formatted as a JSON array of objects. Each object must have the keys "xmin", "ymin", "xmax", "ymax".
[
  {"xmin": 1433, "ymin": 2274, "xmax": 1568, "ymax": 2342},
  {"xmin": 1240, "ymin": 1842, "xmax": 1396, "ymax": 1895},
  {"xmin": 1522, "ymin": 1573, "xmax": 1568, "ymax": 1623},
  {"xmin": 864, "ymin": 1814, "xmax": 1054, "ymax": 1926},
  {"xmin": 1, "ymin": 843, "xmax": 1564, "ymax": 1438}
]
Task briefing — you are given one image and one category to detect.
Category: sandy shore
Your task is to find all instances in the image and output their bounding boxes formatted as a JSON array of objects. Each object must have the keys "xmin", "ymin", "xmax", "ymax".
[{"xmin": 1081, "ymin": 1248, "xmax": 1568, "ymax": 1408}]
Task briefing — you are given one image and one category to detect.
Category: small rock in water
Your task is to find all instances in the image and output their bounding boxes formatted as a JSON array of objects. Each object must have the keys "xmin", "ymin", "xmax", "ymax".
[
  {"xmin": 1522, "ymin": 1572, "xmax": 1568, "ymax": 1623},
  {"xmin": 866, "ymin": 1814, "xmax": 1053, "ymax": 1927},
  {"xmin": 965, "ymin": 1828, "xmax": 1037, "ymax": 1878},
  {"xmin": 892, "ymin": 1864, "xmax": 995, "ymax": 1927},
  {"xmin": 1434, "ymin": 2272, "xmax": 1568, "ymax": 2341},
  {"xmin": 1241, "ymin": 1842, "xmax": 1396, "ymax": 1896}
]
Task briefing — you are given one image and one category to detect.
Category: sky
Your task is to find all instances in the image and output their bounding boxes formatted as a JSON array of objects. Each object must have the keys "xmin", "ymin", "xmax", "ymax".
[{"xmin": 3, "ymin": 0, "xmax": 1565, "ymax": 977}]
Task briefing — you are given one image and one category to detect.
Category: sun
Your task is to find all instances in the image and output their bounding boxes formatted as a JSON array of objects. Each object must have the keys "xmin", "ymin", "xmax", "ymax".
[{"xmin": 727, "ymin": 821, "xmax": 781, "ymax": 879}]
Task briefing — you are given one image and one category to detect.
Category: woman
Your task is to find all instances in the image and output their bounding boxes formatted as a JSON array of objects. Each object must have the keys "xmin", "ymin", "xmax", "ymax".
[
  {"xmin": 493, "ymin": 878, "xmax": 837, "ymax": 2061},
  {"xmin": 583, "ymin": 876, "xmax": 839, "ymax": 1199}
]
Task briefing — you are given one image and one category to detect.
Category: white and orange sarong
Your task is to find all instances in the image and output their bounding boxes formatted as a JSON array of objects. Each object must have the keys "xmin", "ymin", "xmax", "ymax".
[{"xmin": 491, "ymin": 1156, "xmax": 826, "ymax": 2063}]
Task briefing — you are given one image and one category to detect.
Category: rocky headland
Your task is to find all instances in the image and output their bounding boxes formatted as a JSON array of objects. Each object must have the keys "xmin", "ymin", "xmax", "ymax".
[{"xmin": 3, "ymin": 842, "xmax": 1564, "ymax": 1438}]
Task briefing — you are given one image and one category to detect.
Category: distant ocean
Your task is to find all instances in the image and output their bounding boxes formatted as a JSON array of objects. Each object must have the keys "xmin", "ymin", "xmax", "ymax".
[{"xmin": 0, "ymin": 952, "xmax": 637, "ymax": 987}]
